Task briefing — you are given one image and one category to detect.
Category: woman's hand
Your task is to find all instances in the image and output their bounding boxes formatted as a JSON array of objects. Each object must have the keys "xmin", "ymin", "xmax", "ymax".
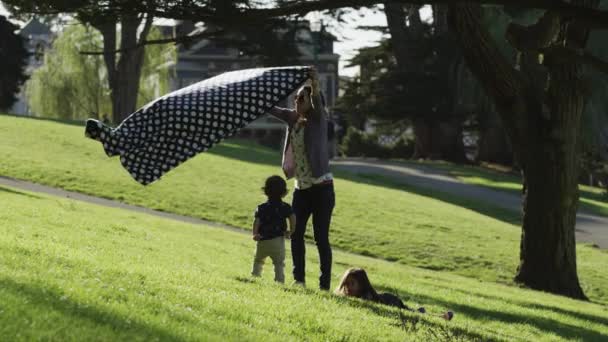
[
  {"xmin": 308, "ymin": 67, "xmax": 318, "ymax": 81},
  {"xmin": 308, "ymin": 67, "xmax": 320, "ymax": 94}
]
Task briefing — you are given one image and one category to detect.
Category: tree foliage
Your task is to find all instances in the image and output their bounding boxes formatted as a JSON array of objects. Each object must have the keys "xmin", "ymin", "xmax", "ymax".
[
  {"xmin": 0, "ymin": 15, "xmax": 29, "ymax": 111},
  {"xmin": 336, "ymin": 8, "xmax": 468, "ymax": 161},
  {"xmin": 26, "ymin": 23, "xmax": 174, "ymax": 121}
]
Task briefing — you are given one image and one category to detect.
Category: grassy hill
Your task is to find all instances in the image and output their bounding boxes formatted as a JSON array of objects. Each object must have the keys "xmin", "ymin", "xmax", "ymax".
[
  {"xmin": 1, "ymin": 185, "xmax": 608, "ymax": 341},
  {"xmin": 0, "ymin": 114, "xmax": 607, "ymax": 306},
  {"xmin": 409, "ymin": 160, "xmax": 608, "ymax": 218}
]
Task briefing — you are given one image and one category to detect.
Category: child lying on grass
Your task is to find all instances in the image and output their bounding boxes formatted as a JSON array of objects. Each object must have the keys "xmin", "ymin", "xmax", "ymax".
[{"xmin": 335, "ymin": 268, "xmax": 454, "ymax": 321}]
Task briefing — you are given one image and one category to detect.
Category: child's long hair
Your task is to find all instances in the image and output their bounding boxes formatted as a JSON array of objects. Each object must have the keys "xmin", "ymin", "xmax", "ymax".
[
  {"xmin": 262, "ymin": 175, "xmax": 288, "ymax": 201},
  {"xmin": 334, "ymin": 268, "xmax": 380, "ymax": 301}
]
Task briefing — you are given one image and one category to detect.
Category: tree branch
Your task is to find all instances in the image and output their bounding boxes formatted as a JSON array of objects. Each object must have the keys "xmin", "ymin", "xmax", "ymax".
[
  {"xmin": 447, "ymin": 4, "xmax": 524, "ymax": 107},
  {"xmin": 138, "ymin": 14, "xmax": 154, "ymax": 47},
  {"xmin": 542, "ymin": 46, "xmax": 608, "ymax": 76},
  {"xmin": 7, "ymin": 0, "xmax": 608, "ymax": 30},
  {"xmin": 506, "ymin": 11, "xmax": 562, "ymax": 52},
  {"xmin": 89, "ymin": 20, "xmax": 117, "ymax": 87},
  {"xmin": 447, "ymin": 3, "xmax": 532, "ymax": 160},
  {"xmin": 79, "ymin": 29, "xmax": 226, "ymax": 55},
  {"xmin": 240, "ymin": 0, "xmax": 608, "ymax": 30}
]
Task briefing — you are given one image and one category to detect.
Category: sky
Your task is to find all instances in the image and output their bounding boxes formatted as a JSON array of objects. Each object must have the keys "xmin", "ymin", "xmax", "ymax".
[
  {"xmin": 0, "ymin": 2, "xmax": 430, "ymax": 77},
  {"xmin": 322, "ymin": 6, "xmax": 431, "ymax": 77}
]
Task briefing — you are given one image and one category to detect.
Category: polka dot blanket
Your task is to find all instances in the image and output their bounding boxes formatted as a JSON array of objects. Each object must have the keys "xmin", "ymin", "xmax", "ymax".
[{"xmin": 85, "ymin": 66, "xmax": 311, "ymax": 185}]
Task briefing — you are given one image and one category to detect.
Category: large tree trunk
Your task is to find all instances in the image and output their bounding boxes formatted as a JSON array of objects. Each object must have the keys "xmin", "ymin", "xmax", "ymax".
[
  {"xmin": 476, "ymin": 110, "xmax": 513, "ymax": 165},
  {"xmin": 385, "ymin": 3, "xmax": 467, "ymax": 162},
  {"xmin": 91, "ymin": 15, "xmax": 152, "ymax": 123},
  {"xmin": 111, "ymin": 16, "xmax": 151, "ymax": 122},
  {"xmin": 435, "ymin": 119, "xmax": 467, "ymax": 163},
  {"xmin": 516, "ymin": 29, "xmax": 590, "ymax": 298},
  {"xmin": 448, "ymin": 3, "xmax": 592, "ymax": 299},
  {"xmin": 412, "ymin": 117, "xmax": 467, "ymax": 162},
  {"xmin": 412, "ymin": 117, "xmax": 432, "ymax": 159},
  {"xmin": 518, "ymin": 126, "xmax": 584, "ymax": 298}
]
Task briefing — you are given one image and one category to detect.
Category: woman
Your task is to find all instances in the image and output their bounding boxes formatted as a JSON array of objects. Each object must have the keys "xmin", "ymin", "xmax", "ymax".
[
  {"xmin": 335, "ymin": 268, "xmax": 454, "ymax": 320},
  {"xmin": 268, "ymin": 68, "xmax": 335, "ymax": 290}
]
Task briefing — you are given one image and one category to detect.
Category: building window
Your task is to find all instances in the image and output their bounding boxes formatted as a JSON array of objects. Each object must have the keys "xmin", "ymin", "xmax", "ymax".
[{"xmin": 327, "ymin": 63, "xmax": 335, "ymax": 71}]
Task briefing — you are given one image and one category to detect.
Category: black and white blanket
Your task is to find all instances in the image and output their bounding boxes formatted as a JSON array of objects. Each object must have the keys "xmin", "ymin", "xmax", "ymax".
[{"xmin": 85, "ymin": 66, "xmax": 310, "ymax": 185}]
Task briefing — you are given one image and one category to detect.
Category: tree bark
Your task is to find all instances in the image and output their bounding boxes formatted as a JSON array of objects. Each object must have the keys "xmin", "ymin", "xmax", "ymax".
[
  {"xmin": 515, "ymin": 0, "xmax": 597, "ymax": 299},
  {"xmin": 448, "ymin": 3, "xmax": 590, "ymax": 299},
  {"xmin": 435, "ymin": 119, "xmax": 467, "ymax": 163},
  {"xmin": 412, "ymin": 117, "xmax": 432, "ymax": 159},
  {"xmin": 91, "ymin": 15, "xmax": 153, "ymax": 123},
  {"xmin": 412, "ymin": 117, "xmax": 467, "ymax": 162},
  {"xmin": 517, "ymin": 91, "xmax": 585, "ymax": 297},
  {"xmin": 476, "ymin": 110, "xmax": 513, "ymax": 165}
]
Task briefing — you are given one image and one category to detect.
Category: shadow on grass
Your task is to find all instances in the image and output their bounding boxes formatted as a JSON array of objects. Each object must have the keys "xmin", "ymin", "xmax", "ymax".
[
  {"xmin": 448, "ymin": 166, "xmax": 608, "ymax": 217},
  {"xmin": 333, "ymin": 170, "xmax": 522, "ymax": 226},
  {"xmin": 210, "ymin": 140, "xmax": 606, "ymax": 222},
  {"xmin": 427, "ymin": 281, "xmax": 608, "ymax": 328},
  {"xmin": 0, "ymin": 185, "xmax": 42, "ymax": 199},
  {"xmin": 231, "ymin": 275, "xmax": 505, "ymax": 341},
  {"xmin": 331, "ymin": 294, "xmax": 500, "ymax": 341},
  {"xmin": 377, "ymin": 284, "xmax": 608, "ymax": 342},
  {"xmin": 209, "ymin": 141, "xmax": 522, "ymax": 226},
  {"xmin": 0, "ymin": 277, "xmax": 186, "ymax": 341}
]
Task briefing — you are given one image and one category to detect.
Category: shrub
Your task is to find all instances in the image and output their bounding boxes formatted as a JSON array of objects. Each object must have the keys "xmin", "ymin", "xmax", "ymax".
[{"xmin": 340, "ymin": 127, "xmax": 414, "ymax": 159}]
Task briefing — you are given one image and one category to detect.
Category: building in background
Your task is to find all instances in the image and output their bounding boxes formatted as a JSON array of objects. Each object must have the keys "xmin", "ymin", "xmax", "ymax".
[
  {"xmin": 159, "ymin": 20, "xmax": 340, "ymax": 153},
  {"xmin": 10, "ymin": 17, "xmax": 53, "ymax": 115},
  {"xmin": 10, "ymin": 18, "xmax": 341, "ymax": 154}
]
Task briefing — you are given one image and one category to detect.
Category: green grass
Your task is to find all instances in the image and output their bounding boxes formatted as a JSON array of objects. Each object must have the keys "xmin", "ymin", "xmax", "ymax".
[
  {"xmin": 407, "ymin": 159, "xmax": 608, "ymax": 218},
  {"xmin": 1, "ymin": 114, "xmax": 607, "ymax": 306},
  {"xmin": 1, "ymin": 185, "xmax": 608, "ymax": 341}
]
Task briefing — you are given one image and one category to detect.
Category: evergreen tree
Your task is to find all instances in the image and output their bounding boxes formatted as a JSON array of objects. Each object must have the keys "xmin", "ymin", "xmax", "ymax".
[{"xmin": 0, "ymin": 15, "xmax": 28, "ymax": 111}]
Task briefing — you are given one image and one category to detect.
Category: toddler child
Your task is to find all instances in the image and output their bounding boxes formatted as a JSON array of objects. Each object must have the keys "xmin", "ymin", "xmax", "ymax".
[{"xmin": 251, "ymin": 175, "xmax": 296, "ymax": 283}]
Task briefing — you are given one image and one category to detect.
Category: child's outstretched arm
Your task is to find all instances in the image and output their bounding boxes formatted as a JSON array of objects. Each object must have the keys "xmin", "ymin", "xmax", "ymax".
[{"xmin": 253, "ymin": 218, "xmax": 262, "ymax": 241}]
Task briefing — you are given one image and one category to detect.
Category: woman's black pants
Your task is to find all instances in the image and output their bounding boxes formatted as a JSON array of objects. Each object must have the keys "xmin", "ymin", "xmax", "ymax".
[{"xmin": 291, "ymin": 183, "xmax": 335, "ymax": 290}]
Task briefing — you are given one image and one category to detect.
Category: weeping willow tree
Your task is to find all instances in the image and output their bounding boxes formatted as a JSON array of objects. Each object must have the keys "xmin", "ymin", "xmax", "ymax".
[{"xmin": 26, "ymin": 23, "xmax": 175, "ymax": 121}]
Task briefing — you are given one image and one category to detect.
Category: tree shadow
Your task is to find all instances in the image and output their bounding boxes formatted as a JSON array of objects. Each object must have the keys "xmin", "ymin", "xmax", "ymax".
[
  {"xmin": 427, "ymin": 281, "xmax": 608, "ymax": 328},
  {"xmin": 331, "ymin": 294, "xmax": 502, "ymax": 341},
  {"xmin": 0, "ymin": 277, "xmax": 186, "ymax": 341},
  {"xmin": 208, "ymin": 141, "xmax": 522, "ymax": 226},
  {"xmin": 436, "ymin": 163, "xmax": 608, "ymax": 217},
  {"xmin": 333, "ymin": 170, "xmax": 521, "ymax": 226},
  {"xmin": 376, "ymin": 284, "xmax": 608, "ymax": 342}
]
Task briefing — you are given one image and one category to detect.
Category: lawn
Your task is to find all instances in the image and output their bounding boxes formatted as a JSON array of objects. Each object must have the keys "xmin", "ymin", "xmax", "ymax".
[
  {"xmin": 407, "ymin": 159, "xmax": 608, "ymax": 218},
  {"xmin": 1, "ymin": 185, "xmax": 607, "ymax": 341},
  {"xmin": 1, "ymin": 114, "xmax": 607, "ymax": 306}
]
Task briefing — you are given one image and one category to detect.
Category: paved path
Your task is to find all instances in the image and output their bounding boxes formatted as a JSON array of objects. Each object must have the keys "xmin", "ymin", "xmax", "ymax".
[
  {"xmin": 0, "ymin": 176, "xmax": 244, "ymax": 234},
  {"xmin": 331, "ymin": 158, "xmax": 608, "ymax": 249},
  {"xmin": 2, "ymin": 159, "xmax": 607, "ymax": 249},
  {"xmin": 0, "ymin": 176, "xmax": 378, "ymax": 262}
]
